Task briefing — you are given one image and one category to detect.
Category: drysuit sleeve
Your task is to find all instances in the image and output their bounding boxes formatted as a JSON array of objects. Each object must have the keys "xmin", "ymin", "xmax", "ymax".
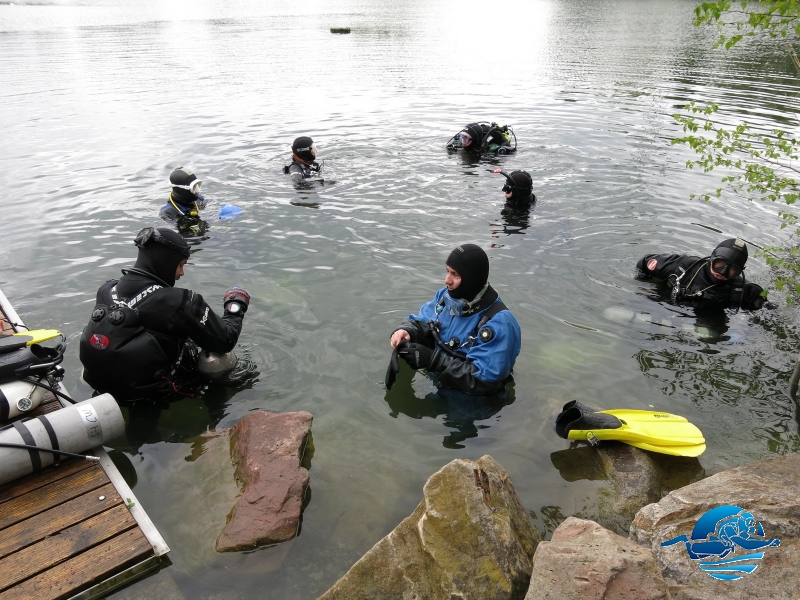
[
  {"xmin": 741, "ymin": 282, "xmax": 768, "ymax": 310},
  {"xmin": 429, "ymin": 353, "xmax": 504, "ymax": 395},
  {"xmin": 636, "ymin": 253, "xmax": 688, "ymax": 280},
  {"xmin": 393, "ymin": 294, "xmax": 443, "ymax": 347},
  {"xmin": 394, "ymin": 318, "xmax": 432, "ymax": 346},
  {"xmin": 177, "ymin": 291, "xmax": 244, "ymax": 353}
]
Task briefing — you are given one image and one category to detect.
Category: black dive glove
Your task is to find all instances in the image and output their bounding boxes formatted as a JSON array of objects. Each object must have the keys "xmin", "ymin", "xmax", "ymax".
[
  {"xmin": 223, "ymin": 287, "xmax": 250, "ymax": 316},
  {"xmin": 397, "ymin": 342, "xmax": 434, "ymax": 370}
]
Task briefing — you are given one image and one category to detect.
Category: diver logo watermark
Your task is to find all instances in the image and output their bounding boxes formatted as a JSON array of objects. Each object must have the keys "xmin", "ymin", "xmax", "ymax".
[{"xmin": 660, "ymin": 505, "xmax": 780, "ymax": 581}]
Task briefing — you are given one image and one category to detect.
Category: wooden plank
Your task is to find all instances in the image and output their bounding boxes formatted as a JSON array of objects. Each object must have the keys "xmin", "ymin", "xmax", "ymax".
[
  {"xmin": 0, "ymin": 458, "xmax": 92, "ymax": 504},
  {"xmin": 0, "ymin": 504, "xmax": 138, "ymax": 592},
  {"xmin": 0, "ymin": 482, "xmax": 120, "ymax": 559},
  {"xmin": 0, "ymin": 464, "xmax": 109, "ymax": 530},
  {"xmin": 0, "ymin": 527, "xmax": 153, "ymax": 600}
]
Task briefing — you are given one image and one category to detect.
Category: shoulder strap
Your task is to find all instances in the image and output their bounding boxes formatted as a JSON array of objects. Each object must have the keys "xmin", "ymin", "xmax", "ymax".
[
  {"xmin": 472, "ymin": 300, "xmax": 508, "ymax": 337},
  {"xmin": 110, "ymin": 283, "xmax": 163, "ymax": 309}
]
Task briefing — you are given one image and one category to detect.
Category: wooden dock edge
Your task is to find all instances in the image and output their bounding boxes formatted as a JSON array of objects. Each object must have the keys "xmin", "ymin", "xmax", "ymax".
[
  {"xmin": 92, "ymin": 446, "xmax": 169, "ymax": 556},
  {"xmin": 66, "ymin": 555, "xmax": 170, "ymax": 600},
  {"xmin": 0, "ymin": 287, "xmax": 170, "ymax": 585}
]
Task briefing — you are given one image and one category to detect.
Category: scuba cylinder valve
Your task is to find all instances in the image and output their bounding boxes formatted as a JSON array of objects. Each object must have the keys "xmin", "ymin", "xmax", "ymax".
[{"xmin": 0, "ymin": 379, "xmax": 46, "ymax": 420}]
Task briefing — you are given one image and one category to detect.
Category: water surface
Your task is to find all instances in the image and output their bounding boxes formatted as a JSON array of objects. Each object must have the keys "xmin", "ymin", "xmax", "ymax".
[{"xmin": 2, "ymin": 1, "xmax": 799, "ymax": 598}]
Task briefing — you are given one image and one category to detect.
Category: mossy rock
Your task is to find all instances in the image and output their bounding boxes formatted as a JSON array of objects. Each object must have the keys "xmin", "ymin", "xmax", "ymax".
[{"xmin": 318, "ymin": 455, "xmax": 540, "ymax": 600}]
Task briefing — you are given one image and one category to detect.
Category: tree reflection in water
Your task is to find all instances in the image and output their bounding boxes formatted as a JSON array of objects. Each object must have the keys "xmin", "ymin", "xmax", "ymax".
[{"xmin": 633, "ymin": 311, "xmax": 800, "ymax": 456}]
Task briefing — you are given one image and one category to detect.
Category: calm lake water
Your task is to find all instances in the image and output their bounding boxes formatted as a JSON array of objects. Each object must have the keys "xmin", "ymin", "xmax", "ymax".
[{"xmin": 2, "ymin": 0, "xmax": 800, "ymax": 598}]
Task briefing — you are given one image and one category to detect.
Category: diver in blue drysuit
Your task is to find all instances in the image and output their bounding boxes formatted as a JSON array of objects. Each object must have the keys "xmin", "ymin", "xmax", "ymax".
[{"xmin": 389, "ymin": 244, "xmax": 521, "ymax": 395}]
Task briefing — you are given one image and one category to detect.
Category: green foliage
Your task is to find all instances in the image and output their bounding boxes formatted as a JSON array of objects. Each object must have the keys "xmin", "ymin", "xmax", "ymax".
[
  {"xmin": 674, "ymin": 1, "xmax": 800, "ymax": 301},
  {"xmin": 694, "ymin": 1, "xmax": 800, "ymax": 49}
]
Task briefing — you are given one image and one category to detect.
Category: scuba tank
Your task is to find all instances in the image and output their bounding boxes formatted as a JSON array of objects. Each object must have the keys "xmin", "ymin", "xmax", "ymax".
[
  {"xmin": 0, "ymin": 379, "xmax": 46, "ymax": 420},
  {"xmin": 0, "ymin": 394, "xmax": 124, "ymax": 486},
  {"xmin": 196, "ymin": 350, "xmax": 238, "ymax": 380}
]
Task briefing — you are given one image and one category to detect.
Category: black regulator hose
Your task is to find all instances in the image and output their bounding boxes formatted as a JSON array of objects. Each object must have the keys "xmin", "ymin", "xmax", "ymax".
[
  {"xmin": 0, "ymin": 442, "xmax": 100, "ymax": 461},
  {"xmin": 19, "ymin": 377, "xmax": 77, "ymax": 405}
]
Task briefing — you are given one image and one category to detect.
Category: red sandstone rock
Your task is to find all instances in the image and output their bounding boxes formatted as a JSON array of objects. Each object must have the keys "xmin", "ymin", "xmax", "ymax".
[
  {"xmin": 525, "ymin": 517, "xmax": 671, "ymax": 600},
  {"xmin": 215, "ymin": 411, "xmax": 313, "ymax": 552}
]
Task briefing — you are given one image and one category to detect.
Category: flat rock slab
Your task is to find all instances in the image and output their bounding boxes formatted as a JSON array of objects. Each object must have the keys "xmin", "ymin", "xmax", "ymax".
[
  {"xmin": 631, "ymin": 453, "xmax": 800, "ymax": 600},
  {"xmin": 216, "ymin": 411, "xmax": 313, "ymax": 552},
  {"xmin": 525, "ymin": 517, "xmax": 670, "ymax": 600},
  {"xmin": 317, "ymin": 455, "xmax": 541, "ymax": 600}
]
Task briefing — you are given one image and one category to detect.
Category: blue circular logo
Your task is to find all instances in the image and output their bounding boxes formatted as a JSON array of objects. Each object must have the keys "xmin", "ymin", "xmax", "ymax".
[{"xmin": 661, "ymin": 505, "xmax": 781, "ymax": 581}]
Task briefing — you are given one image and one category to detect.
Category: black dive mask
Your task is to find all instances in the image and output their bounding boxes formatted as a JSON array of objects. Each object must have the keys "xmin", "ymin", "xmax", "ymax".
[{"xmin": 711, "ymin": 258, "xmax": 742, "ymax": 279}]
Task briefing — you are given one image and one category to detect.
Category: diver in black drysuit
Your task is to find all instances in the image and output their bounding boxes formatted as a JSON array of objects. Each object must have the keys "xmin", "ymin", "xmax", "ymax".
[
  {"xmin": 160, "ymin": 167, "xmax": 209, "ymax": 235},
  {"xmin": 494, "ymin": 170, "xmax": 536, "ymax": 236},
  {"xmin": 160, "ymin": 167, "xmax": 207, "ymax": 221},
  {"xmin": 284, "ymin": 136, "xmax": 323, "ymax": 184},
  {"xmin": 447, "ymin": 122, "xmax": 515, "ymax": 155},
  {"xmin": 80, "ymin": 227, "xmax": 249, "ymax": 402},
  {"xmin": 635, "ymin": 238, "xmax": 769, "ymax": 311}
]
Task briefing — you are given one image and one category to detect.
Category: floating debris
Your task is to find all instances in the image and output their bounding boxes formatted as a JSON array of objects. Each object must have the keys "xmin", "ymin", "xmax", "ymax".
[{"xmin": 330, "ymin": 27, "xmax": 351, "ymax": 34}]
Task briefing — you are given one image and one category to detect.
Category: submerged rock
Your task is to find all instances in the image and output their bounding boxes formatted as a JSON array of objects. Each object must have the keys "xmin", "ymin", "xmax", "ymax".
[
  {"xmin": 631, "ymin": 453, "xmax": 800, "ymax": 600},
  {"xmin": 317, "ymin": 455, "xmax": 540, "ymax": 600},
  {"xmin": 598, "ymin": 443, "xmax": 661, "ymax": 524},
  {"xmin": 551, "ymin": 442, "xmax": 703, "ymax": 534},
  {"xmin": 215, "ymin": 411, "xmax": 313, "ymax": 552},
  {"xmin": 525, "ymin": 517, "xmax": 670, "ymax": 600}
]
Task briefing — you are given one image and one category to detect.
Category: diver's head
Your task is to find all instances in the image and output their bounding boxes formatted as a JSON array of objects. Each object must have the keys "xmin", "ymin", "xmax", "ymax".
[
  {"xmin": 133, "ymin": 227, "xmax": 191, "ymax": 287},
  {"xmin": 292, "ymin": 136, "xmax": 317, "ymax": 164},
  {"xmin": 502, "ymin": 170, "xmax": 534, "ymax": 201},
  {"xmin": 710, "ymin": 238, "xmax": 748, "ymax": 281},
  {"xmin": 170, "ymin": 167, "xmax": 203, "ymax": 206},
  {"xmin": 459, "ymin": 123, "xmax": 484, "ymax": 150},
  {"xmin": 445, "ymin": 244, "xmax": 490, "ymax": 301}
]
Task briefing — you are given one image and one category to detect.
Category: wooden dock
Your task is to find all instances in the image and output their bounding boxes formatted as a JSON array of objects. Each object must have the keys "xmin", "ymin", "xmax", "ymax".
[{"xmin": 0, "ymin": 288, "xmax": 169, "ymax": 600}]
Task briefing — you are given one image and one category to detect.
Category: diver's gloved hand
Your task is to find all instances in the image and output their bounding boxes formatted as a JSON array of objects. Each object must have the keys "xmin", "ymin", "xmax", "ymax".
[
  {"xmin": 223, "ymin": 287, "xmax": 250, "ymax": 316},
  {"xmin": 742, "ymin": 283, "xmax": 768, "ymax": 310},
  {"xmin": 397, "ymin": 342, "xmax": 434, "ymax": 370}
]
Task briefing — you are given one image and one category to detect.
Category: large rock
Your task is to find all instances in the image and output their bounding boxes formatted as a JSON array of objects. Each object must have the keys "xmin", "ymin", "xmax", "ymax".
[
  {"xmin": 631, "ymin": 453, "xmax": 800, "ymax": 600},
  {"xmin": 525, "ymin": 517, "xmax": 671, "ymax": 600},
  {"xmin": 216, "ymin": 411, "xmax": 313, "ymax": 552},
  {"xmin": 317, "ymin": 455, "xmax": 541, "ymax": 600}
]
